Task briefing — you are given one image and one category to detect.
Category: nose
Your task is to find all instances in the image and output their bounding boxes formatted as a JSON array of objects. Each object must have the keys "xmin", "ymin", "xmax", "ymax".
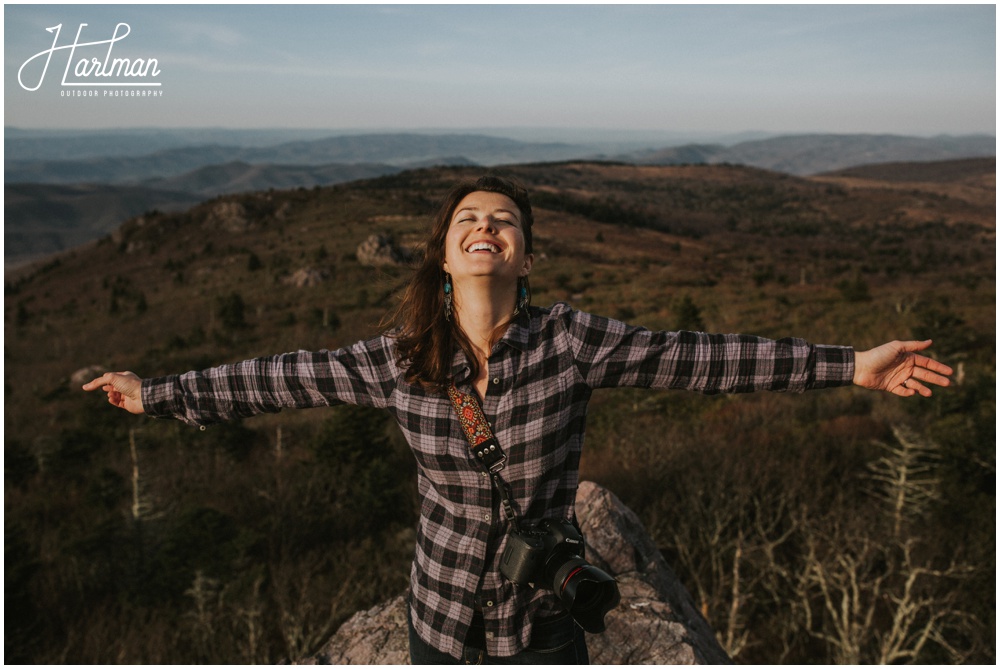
[{"xmin": 475, "ymin": 216, "xmax": 498, "ymax": 233}]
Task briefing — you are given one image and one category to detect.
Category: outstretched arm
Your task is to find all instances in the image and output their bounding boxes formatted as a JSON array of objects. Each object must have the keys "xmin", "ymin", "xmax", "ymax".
[
  {"xmin": 80, "ymin": 336, "xmax": 400, "ymax": 426},
  {"xmin": 853, "ymin": 340, "xmax": 952, "ymax": 397},
  {"xmin": 82, "ymin": 371, "xmax": 146, "ymax": 414}
]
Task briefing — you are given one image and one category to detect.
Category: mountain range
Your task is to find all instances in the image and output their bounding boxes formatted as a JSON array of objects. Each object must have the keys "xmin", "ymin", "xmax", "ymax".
[{"xmin": 4, "ymin": 130, "xmax": 994, "ymax": 264}]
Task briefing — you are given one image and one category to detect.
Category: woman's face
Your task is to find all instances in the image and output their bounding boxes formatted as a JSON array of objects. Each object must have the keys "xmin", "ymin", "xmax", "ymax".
[{"xmin": 442, "ymin": 191, "xmax": 533, "ymax": 285}]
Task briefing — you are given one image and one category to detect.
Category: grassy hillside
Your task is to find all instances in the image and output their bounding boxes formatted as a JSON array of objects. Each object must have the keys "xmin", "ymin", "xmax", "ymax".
[
  {"xmin": 4, "ymin": 182, "xmax": 201, "ymax": 262},
  {"xmin": 5, "ymin": 161, "xmax": 995, "ymax": 663}
]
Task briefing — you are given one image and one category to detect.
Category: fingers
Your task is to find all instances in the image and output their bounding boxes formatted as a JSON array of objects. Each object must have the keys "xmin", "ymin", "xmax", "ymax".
[
  {"xmin": 914, "ymin": 354, "xmax": 954, "ymax": 378},
  {"xmin": 909, "ymin": 347, "xmax": 953, "ymax": 390},
  {"xmin": 81, "ymin": 372, "xmax": 115, "ymax": 391},
  {"xmin": 82, "ymin": 371, "xmax": 139, "ymax": 392},
  {"xmin": 109, "ymin": 390, "xmax": 128, "ymax": 409},
  {"xmin": 912, "ymin": 365, "xmax": 952, "ymax": 389},
  {"xmin": 897, "ymin": 339, "xmax": 952, "ymax": 372},
  {"xmin": 898, "ymin": 339, "xmax": 934, "ymax": 353},
  {"xmin": 895, "ymin": 340, "xmax": 953, "ymax": 396},
  {"xmin": 899, "ymin": 378, "xmax": 933, "ymax": 397},
  {"xmin": 82, "ymin": 371, "xmax": 145, "ymax": 414}
]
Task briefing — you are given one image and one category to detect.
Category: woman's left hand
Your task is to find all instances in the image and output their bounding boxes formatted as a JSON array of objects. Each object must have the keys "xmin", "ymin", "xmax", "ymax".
[{"xmin": 853, "ymin": 340, "xmax": 953, "ymax": 397}]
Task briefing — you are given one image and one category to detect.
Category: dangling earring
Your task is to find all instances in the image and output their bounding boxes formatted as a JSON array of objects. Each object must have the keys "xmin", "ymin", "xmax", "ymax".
[
  {"xmin": 443, "ymin": 273, "xmax": 453, "ymax": 321},
  {"xmin": 513, "ymin": 277, "xmax": 528, "ymax": 316}
]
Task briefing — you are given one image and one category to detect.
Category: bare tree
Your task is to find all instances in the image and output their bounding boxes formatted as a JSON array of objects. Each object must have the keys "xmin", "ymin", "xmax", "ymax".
[
  {"xmin": 668, "ymin": 485, "xmax": 799, "ymax": 660},
  {"xmin": 794, "ymin": 524, "xmax": 976, "ymax": 664},
  {"xmin": 789, "ymin": 425, "xmax": 978, "ymax": 663},
  {"xmin": 865, "ymin": 425, "xmax": 941, "ymax": 538},
  {"xmin": 270, "ymin": 550, "xmax": 361, "ymax": 662}
]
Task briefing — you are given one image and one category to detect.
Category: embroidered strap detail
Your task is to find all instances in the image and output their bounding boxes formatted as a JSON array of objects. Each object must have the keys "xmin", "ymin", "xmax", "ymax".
[
  {"xmin": 447, "ymin": 382, "xmax": 518, "ymax": 528},
  {"xmin": 447, "ymin": 383, "xmax": 507, "ymax": 474},
  {"xmin": 447, "ymin": 382, "xmax": 493, "ymax": 446}
]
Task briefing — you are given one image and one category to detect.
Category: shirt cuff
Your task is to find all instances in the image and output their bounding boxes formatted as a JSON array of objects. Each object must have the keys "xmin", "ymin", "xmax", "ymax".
[
  {"xmin": 141, "ymin": 375, "xmax": 182, "ymax": 419},
  {"xmin": 810, "ymin": 345, "xmax": 855, "ymax": 389}
]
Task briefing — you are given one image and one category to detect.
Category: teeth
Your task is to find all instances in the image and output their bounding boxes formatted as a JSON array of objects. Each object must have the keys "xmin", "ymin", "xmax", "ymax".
[{"xmin": 468, "ymin": 242, "xmax": 500, "ymax": 253}]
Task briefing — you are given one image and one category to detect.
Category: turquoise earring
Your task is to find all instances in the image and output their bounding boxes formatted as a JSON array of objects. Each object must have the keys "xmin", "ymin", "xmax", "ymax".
[
  {"xmin": 443, "ymin": 274, "xmax": 453, "ymax": 321},
  {"xmin": 513, "ymin": 278, "xmax": 529, "ymax": 316}
]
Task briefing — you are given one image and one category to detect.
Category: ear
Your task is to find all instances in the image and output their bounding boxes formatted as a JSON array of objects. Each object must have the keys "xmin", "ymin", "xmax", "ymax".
[{"xmin": 520, "ymin": 253, "xmax": 534, "ymax": 277}]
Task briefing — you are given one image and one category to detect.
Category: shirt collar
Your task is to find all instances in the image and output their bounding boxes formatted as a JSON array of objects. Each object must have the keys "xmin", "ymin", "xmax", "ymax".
[
  {"xmin": 449, "ymin": 309, "xmax": 532, "ymax": 383},
  {"xmin": 503, "ymin": 308, "xmax": 531, "ymax": 352}
]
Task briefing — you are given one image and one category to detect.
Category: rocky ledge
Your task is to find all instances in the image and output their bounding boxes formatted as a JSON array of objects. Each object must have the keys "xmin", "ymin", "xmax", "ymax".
[{"xmin": 296, "ymin": 481, "xmax": 730, "ymax": 664}]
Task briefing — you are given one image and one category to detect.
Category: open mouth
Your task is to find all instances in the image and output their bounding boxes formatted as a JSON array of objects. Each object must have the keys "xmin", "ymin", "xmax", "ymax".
[{"xmin": 466, "ymin": 241, "xmax": 502, "ymax": 254}]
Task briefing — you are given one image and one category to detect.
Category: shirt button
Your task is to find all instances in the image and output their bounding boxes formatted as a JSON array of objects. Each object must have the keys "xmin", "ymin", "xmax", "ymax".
[
  {"xmin": 486, "ymin": 600, "xmax": 494, "ymax": 607},
  {"xmin": 486, "ymin": 632, "xmax": 494, "ymax": 640},
  {"xmin": 492, "ymin": 377, "xmax": 500, "ymax": 384},
  {"xmin": 484, "ymin": 513, "xmax": 491, "ymax": 522},
  {"xmin": 481, "ymin": 471, "xmax": 489, "ymax": 478}
]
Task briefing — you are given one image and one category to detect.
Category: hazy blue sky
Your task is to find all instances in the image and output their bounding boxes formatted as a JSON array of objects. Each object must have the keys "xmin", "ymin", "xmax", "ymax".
[{"xmin": 5, "ymin": 4, "xmax": 996, "ymax": 136}]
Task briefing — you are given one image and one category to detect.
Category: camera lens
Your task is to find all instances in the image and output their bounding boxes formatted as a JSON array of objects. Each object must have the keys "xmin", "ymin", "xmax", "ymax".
[
  {"xmin": 552, "ymin": 558, "xmax": 620, "ymax": 633},
  {"xmin": 571, "ymin": 578, "xmax": 607, "ymax": 613}
]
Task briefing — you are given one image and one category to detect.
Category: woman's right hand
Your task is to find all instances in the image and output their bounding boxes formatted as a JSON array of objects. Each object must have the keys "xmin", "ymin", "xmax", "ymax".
[{"xmin": 82, "ymin": 371, "xmax": 146, "ymax": 414}]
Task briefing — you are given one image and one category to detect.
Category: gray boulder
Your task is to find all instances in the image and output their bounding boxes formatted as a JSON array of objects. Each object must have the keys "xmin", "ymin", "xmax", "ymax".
[
  {"xmin": 297, "ymin": 481, "xmax": 730, "ymax": 664},
  {"xmin": 70, "ymin": 365, "xmax": 107, "ymax": 387},
  {"xmin": 356, "ymin": 234, "xmax": 411, "ymax": 267}
]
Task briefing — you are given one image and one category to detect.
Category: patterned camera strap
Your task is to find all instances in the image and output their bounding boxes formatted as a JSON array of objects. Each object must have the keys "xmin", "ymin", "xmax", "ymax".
[{"xmin": 447, "ymin": 382, "xmax": 521, "ymax": 531}]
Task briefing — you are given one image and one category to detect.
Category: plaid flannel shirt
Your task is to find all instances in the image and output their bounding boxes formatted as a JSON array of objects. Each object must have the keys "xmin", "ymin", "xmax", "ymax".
[{"xmin": 141, "ymin": 302, "xmax": 855, "ymax": 659}]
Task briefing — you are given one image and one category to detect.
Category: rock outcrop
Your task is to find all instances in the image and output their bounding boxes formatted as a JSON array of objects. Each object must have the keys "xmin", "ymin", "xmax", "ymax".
[
  {"xmin": 356, "ymin": 234, "xmax": 411, "ymax": 267},
  {"xmin": 575, "ymin": 481, "xmax": 731, "ymax": 664},
  {"xmin": 298, "ymin": 481, "xmax": 730, "ymax": 664},
  {"xmin": 207, "ymin": 201, "xmax": 250, "ymax": 233},
  {"xmin": 70, "ymin": 365, "xmax": 107, "ymax": 387},
  {"xmin": 282, "ymin": 267, "xmax": 331, "ymax": 288}
]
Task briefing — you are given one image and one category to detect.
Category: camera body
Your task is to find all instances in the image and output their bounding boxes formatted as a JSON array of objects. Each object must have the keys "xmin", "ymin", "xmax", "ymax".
[{"xmin": 500, "ymin": 519, "xmax": 620, "ymax": 633}]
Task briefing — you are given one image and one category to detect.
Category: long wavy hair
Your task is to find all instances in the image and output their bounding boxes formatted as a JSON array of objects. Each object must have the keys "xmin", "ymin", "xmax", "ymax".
[{"xmin": 385, "ymin": 175, "xmax": 534, "ymax": 392}]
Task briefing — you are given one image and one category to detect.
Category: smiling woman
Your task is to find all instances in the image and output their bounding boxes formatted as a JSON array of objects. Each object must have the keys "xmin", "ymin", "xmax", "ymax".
[
  {"xmin": 441, "ymin": 190, "xmax": 535, "ymax": 396},
  {"xmin": 389, "ymin": 177, "xmax": 536, "ymax": 394},
  {"xmin": 83, "ymin": 173, "xmax": 953, "ymax": 665}
]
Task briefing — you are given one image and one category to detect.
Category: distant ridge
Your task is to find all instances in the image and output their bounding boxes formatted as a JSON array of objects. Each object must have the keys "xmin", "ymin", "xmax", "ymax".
[
  {"xmin": 5, "ymin": 133, "xmax": 582, "ymax": 185},
  {"xmin": 818, "ymin": 156, "xmax": 995, "ymax": 183},
  {"xmin": 619, "ymin": 133, "xmax": 995, "ymax": 175},
  {"xmin": 7, "ymin": 131, "xmax": 993, "ymax": 185},
  {"xmin": 141, "ymin": 161, "xmax": 402, "ymax": 197}
]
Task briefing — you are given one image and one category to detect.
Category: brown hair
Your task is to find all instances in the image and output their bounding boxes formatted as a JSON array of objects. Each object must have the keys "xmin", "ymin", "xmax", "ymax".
[{"xmin": 385, "ymin": 175, "xmax": 534, "ymax": 392}]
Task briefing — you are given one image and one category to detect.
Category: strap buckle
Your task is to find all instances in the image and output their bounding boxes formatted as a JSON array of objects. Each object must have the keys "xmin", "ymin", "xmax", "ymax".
[
  {"xmin": 489, "ymin": 455, "xmax": 507, "ymax": 475},
  {"xmin": 473, "ymin": 437, "xmax": 506, "ymax": 473}
]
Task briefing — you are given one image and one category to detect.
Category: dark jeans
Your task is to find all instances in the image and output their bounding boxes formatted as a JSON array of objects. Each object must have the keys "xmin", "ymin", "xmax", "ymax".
[{"xmin": 408, "ymin": 609, "xmax": 590, "ymax": 665}]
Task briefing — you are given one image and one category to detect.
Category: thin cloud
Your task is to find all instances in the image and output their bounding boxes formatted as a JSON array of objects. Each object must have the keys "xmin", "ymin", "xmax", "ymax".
[{"xmin": 164, "ymin": 20, "xmax": 246, "ymax": 50}]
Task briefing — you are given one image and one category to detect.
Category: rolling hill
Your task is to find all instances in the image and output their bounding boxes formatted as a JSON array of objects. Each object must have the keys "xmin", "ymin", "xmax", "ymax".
[
  {"xmin": 4, "ymin": 182, "xmax": 200, "ymax": 262},
  {"xmin": 5, "ymin": 132, "xmax": 993, "ymax": 264},
  {"xmin": 618, "ymin": 133, "xmax": 995, "ymax": 175},
  {"xmin": 140, "ymin": 161, "xmax": 403, "ymax": 198}
]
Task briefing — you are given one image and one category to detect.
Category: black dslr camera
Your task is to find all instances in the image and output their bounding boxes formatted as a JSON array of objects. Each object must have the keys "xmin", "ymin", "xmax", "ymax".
[{"xmin": 500, "ymin": 519, "xmax": 620, "ymax": 633}]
